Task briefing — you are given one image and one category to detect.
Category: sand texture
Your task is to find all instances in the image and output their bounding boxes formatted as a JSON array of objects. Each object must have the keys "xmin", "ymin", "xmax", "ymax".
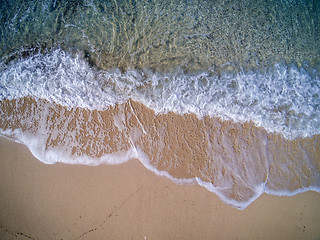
[
  {"xmin": 1, "ymin": 137, "xmax": 320, "ymax": 240},
  {"xmin": 0, "ymin": 97, "xmax": 319, "ymax": 208}
]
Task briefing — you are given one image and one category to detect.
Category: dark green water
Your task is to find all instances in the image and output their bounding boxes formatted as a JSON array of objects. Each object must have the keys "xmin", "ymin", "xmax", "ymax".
[{"xmin": 1, "ymin": 0, "xmax": 319, "ymax": 72}]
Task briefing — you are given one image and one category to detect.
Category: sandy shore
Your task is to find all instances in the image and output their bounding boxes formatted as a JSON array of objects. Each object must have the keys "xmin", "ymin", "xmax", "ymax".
[{"xmin": 0, "ymin": 137, "xmax": 320, "ymax": 240}]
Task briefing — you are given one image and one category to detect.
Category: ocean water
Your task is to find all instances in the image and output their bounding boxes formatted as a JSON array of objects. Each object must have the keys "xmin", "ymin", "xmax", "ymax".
[{"xmin": 0, "ymin": 0, "xmax": 319, "ymax": 209}]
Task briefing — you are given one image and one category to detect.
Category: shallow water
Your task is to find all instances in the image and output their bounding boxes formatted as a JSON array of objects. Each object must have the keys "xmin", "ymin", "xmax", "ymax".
[{"xmin": 0, "ymin": 0, "xmax": 319, "ymax": 209}]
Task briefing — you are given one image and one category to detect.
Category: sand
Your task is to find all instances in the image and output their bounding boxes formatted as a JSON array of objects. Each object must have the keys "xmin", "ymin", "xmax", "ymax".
[
  {"xmin": 0, "ymin": 137, "xmax": 320, "ymax": 240},
  {"xmin": 1, "ymin": 97, "xmax": 319, "ymax": 207}
]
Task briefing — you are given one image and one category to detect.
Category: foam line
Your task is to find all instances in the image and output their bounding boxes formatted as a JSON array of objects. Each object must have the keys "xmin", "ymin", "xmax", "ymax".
[
  {"xmin": 1, "ymin": 49, "xmax": 319, "ymax": 139},
  {"xmin": 1, "ymin": 127, "xmax": 319, "ymax": 210}
]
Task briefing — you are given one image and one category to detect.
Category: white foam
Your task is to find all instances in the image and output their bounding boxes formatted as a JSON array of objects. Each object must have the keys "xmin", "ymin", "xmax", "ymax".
[
  {"xmin": 265, "ymin": 185, "xmax": 320, "ymax": 197},
  {"xmin": 113, "ymin": 113, "xmax": 126, "ymax": 131},
  {"xmin": 136, "ymin": 147, "xmax": 196, "ymax": 185},
  {"xmin": 0, "ymin": 127, "xmax": 137, "ymax": 166},
  {"xmin": 1, "ymin": 49, "xmax": 319, "ymax": 139},
  {"xmin": 1, "ymin": 126, "xmax": 320, "ymax": 210},
  {"xmin": 0, "ymin": 126, "xmax": 197, "ymax": 186},
  {"xmin": 195, "ymin": 177, "xmax": 266, "ymax": 210}
]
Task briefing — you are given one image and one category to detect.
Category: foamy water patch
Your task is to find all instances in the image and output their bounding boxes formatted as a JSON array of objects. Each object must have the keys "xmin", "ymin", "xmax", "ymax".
[
  {"xmin": 195, "ymin": 177, "xmax": 266, "ymax": 210},
  {"xmin": 4, "ymin": 124, "xmax": 317, "ymax": 210},
  {"xmin": 265, "ymin": 186, "xmax": 320, "ymax": 197},
  {"xmin": 0, "ymin": 126, "xmax": 266, "ymax": 209},
  {"xmin": 1, "ymin": 50, "xmax": 319, "ymax": 139},
  {"xmin": 0, "ymin": 127, "xmax": 137, "ymax": 165},
  {"xmin": 0, "ymin": 97, "xmax": 319, "ymax": 209}
]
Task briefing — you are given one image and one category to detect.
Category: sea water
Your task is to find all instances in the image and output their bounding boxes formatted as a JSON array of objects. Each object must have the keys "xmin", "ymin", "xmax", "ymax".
[{"xmin": 0, "ymin": 0, "xmax": 319, "ymax": 209}]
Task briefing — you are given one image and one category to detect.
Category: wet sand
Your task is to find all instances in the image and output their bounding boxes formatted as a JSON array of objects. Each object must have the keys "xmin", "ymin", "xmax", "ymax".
[
  {"xmin": 1, "ymin": 137, "xmax": 320, "ymax": 240},
  {"xmin": 1, "ymin": 97, "xmax": 319, "ymax": 208}
]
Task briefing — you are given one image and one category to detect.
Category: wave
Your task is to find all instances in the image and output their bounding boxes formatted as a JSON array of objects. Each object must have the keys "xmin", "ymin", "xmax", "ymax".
[
  {"xmin": 1, "ymin": 49, "xmax": 320, "ymax": 209},
  {"xmin": 1, "ymin": 49, "xmax": 319, "ymax": 139},
  {"xmin": 1, "ymin": 96, "xmax": 319, "ymax": 210},
  {"xmin": 1, "ymin": 0, "xmax": 320, "ymax": 210}
]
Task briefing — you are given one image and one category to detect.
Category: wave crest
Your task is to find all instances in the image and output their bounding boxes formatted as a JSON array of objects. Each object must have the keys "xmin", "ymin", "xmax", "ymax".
[{"xmin": 1, "ymin": 49, "xmax": 319, "ymax": 139}]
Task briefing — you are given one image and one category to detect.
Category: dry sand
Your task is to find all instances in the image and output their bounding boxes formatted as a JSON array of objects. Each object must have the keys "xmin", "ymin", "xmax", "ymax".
[{"xmin": 0, "ymin": 137, "xmax": 320, "ymax": 240}]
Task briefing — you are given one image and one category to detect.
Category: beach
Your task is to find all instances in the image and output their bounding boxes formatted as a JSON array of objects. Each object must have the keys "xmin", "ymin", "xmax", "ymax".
[
  {"xmin": 1, "ymin": 137, "xmax": 320, "ymax": 240},
  {"xmin": 1, "ymin": 0, "xmax": 320, "ymax": 239},
  {"xmin": 1, "ymin": 97, "xmax": 319, "ymax": 209}
]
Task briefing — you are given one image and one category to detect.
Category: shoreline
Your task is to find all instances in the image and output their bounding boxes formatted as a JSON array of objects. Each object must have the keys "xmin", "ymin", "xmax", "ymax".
[
  {"xmin": 1, "ymin": 137, "xmax": 320, "ymax": 239},
  {"xmin": 1, "ymin": 97, "xmax": 320, "ymax": 209}
]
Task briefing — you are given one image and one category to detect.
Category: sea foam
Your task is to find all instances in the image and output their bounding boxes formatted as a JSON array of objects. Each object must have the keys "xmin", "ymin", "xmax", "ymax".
[
  {"xmin": 4, "ymin": 125, "xmax": 318, "ymax": 210},
  {"xmin": 1, "ymin": 68, "xmax": 319, "ymax": 209},
  {"xmin": 0, "ymin": 127, "xmax": 265, "ymax": 209},
  {"xmin": 1, "ymin": 49, "xmax": 319, "ymax": 139}
]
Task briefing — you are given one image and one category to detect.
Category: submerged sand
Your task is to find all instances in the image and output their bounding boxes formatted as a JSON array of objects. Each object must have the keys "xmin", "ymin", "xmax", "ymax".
[
  {"xmin": 0, "ymin": 137, "xmax": 320, "ymax": 239},
  {"xmin": 0, "ymin": 97, "xmax": 319, "ymax": 208}
]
